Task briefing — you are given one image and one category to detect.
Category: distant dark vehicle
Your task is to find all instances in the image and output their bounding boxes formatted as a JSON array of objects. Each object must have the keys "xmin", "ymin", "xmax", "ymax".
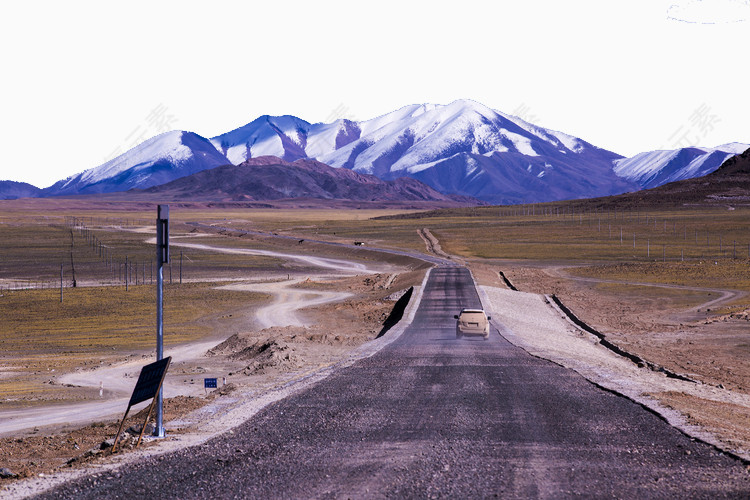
[{"xmin": 454, "ymin": 309, "xmax": 491, "ymax": 340}]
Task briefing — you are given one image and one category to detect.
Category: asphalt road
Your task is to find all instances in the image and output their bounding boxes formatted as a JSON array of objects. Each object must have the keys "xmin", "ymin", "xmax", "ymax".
[{"xmin": 39, "ymin": 267, "xmax": 750, "ymax": 499}]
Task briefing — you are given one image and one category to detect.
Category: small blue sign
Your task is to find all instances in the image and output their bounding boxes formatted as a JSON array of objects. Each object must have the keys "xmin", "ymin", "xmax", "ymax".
[{"xmin": 204, "ymin": 377, "xmax": 218, "ymax": 389}]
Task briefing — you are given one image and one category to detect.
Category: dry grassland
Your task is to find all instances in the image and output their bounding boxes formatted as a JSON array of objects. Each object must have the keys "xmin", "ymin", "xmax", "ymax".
[{"xmin": 0, "ymin": 283, "xmax": 268, "ymax": 407}]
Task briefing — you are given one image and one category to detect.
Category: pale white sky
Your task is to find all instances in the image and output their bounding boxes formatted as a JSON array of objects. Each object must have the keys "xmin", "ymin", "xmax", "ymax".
[{"xmin": 1, "ymin": 0, "xmax": 747, "ymax": 187}]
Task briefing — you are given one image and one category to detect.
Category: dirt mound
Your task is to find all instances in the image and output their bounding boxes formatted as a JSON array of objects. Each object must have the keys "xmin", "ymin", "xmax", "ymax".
[
  {"xmin": 206, "ymin": 327, "xmax": 307, "ymax": 357},
  {"xmin": 206, "ymin": 330, "xmax": 305, "ymax": 375},
  {"xmin": 238, "ymin": 340, "xmax": 302, "ymax": 375}
]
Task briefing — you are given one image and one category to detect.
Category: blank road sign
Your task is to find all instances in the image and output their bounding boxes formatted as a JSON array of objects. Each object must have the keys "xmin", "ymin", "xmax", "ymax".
[{"xmin": 129, "ymin": 357, "xmax": 172, "ymax": 407}]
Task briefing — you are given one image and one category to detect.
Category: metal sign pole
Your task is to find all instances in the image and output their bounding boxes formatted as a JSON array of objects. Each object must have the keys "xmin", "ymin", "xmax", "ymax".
[{"xmin": 155, "ymin": 205, "xmax": 169, "ymax": 437}]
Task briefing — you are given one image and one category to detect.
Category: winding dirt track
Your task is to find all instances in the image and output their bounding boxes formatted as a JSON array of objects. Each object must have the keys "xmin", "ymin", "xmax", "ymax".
[
  {"xmin": 0, "ymin": 235, "xmax": 386, "ymax": 437},
  {"xmin": 543, "ymin": 265, "xmax": 747, "ymax": 318}
]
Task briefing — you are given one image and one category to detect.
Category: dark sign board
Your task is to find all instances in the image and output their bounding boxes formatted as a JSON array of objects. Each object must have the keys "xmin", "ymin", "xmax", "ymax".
[
  {"xmin": 129, "ymin": 357, "xmax": 172, "ymax": 407},
  {"xmin": 157, "ymin": 204, "xmax": 169, "ymax": 264},
  {"xmin": 204, "ymin": 377, "xmax": 218, "ymax": 389},
  {"xmin": 113, "ymin": 356, "xmax": 173, "ymax": 452}
]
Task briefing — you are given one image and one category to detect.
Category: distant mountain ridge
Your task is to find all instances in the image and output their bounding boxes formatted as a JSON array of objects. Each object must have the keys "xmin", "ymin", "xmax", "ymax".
[
  {"xmin": 576, "ymin": 146, "xmax": 750, "ymax": 209},
  {"xmin": 0, "ymin": 180, "xmax": 41, "ymax": 200},
  {"xmin": 612, "ymin": 143, "xmax": 748, "ymax": 189},
  {"xmin": 22, "ymin": 99, "xmax": 747, "ymax": 204},
  {"xmin": 142, "ymin": 155, "xmax": 480, "ymax": 205}
]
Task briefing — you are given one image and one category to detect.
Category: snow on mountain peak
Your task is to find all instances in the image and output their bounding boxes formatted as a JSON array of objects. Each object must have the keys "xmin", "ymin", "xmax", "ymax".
[
  {"xmin": 79, "ymin": 130, "xmax": 190, "ymax": 185},
  {"xmin": 211, "ymin": 115, "xmax": 311, "ymax": 164},
  {"xmin": 204, "ymin": 99, "xmax": 633, "ymax": 203},
  {"xmin": 43, "ymin": 130, "xmax": 230, "ymax": 196},
  {"xmin": 37, "ymin": 98, "xmax": 745, "ymax": 204},
  {"xmin": 711, "ymin": 142, "xmax": 750, "ymax": 154},
  {"xmin": 613, "ymin": 142, "xmax": 750, "ymax": 189}
]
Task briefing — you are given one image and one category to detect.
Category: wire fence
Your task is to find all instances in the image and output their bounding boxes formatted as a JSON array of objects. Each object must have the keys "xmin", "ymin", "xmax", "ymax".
[
  {"xmin": 494, "ymin": 205, "xmax": 750, "ymax": 263},
  {"xmin": 0, "ymin": 217, "xmax": 185, "ymax": 294}
]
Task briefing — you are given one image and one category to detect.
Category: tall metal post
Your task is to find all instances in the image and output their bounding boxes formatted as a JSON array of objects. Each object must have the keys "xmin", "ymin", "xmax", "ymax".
[{"xmin": 155, "ymin": 205, "xmax": 169, "ymax": 437}]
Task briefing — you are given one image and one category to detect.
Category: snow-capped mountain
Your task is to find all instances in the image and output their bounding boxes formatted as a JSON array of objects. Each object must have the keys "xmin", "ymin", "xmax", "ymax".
[
  {"xmin": 43, "ymin": 131, "xmax": 230, "ymax": 196},
  {"xmin": 211, "ymin": 100, "xmax": 637, "ymax": 204},
  {"xmin": 211, "ymin": 115, "xmax": 313, "ymax": 165},
  {"xmin": 613, "ymin": 143, "xmax": 749, "ymax": 189},
  {"xmin": 35, "ymin": 99, "xmax": 747, "ymax": 204}
]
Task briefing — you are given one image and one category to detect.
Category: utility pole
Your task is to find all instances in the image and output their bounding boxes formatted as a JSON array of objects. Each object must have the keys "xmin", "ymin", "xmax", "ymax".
[{"xmin": 155, "ymin": 205, "xmax": 169, "ymax": 438}]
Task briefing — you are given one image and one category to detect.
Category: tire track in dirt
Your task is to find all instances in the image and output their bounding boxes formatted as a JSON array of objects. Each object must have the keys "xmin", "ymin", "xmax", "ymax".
[
  {"xmin": 417, "ymin": 228, "xmax": 461, "ymax": 264},
  {"xmin": 0, "ymin": 235, "xmax": 389, "ymax": 437},
  {"xmin": 543, "ymin": 266, "xmax": 747, "ymax": 320}
]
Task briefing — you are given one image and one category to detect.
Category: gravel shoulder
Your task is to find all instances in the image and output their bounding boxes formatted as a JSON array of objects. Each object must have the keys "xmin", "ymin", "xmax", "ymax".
[{"xmin": 479, "ymin": 284, "xmax": 750, "ymax": 461}]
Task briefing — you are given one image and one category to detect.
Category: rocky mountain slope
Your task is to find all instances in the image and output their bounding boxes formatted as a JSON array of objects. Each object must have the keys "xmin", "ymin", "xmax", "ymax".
[{"xmin": 141, "ymin": 156, "xmax": 480, "ymax": 205}]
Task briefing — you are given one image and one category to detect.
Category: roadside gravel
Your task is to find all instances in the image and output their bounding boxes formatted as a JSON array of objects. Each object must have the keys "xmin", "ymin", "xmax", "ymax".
[{"xmin": 479, "ymin": 285, "xmax": 750, "ymax": 461}]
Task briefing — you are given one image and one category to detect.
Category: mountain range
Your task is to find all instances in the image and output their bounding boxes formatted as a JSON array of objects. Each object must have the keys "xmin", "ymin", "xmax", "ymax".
[
  {"xmin": 570, "ymin": 146, "xmax": 750, "ymax": 210},
  {"xmin": 2, "ymin": 100, "xmax": 747, "ymax": 203},
  {"xmin": 140, "ymin": 156, "xmax": 479, "ymax": 206},
  {"xmin": 612, "ymin": 144, "xmax": 747, "ymax": 189},
  {"xmin": 209, "ymin": 100, "xmax": 635, "ymax": 204}
]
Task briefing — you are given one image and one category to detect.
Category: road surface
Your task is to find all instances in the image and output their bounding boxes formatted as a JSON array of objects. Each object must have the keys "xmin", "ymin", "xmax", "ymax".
[{"xmin": 38, "ymin": 267, "xmax": 750, "ymax": 498}]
